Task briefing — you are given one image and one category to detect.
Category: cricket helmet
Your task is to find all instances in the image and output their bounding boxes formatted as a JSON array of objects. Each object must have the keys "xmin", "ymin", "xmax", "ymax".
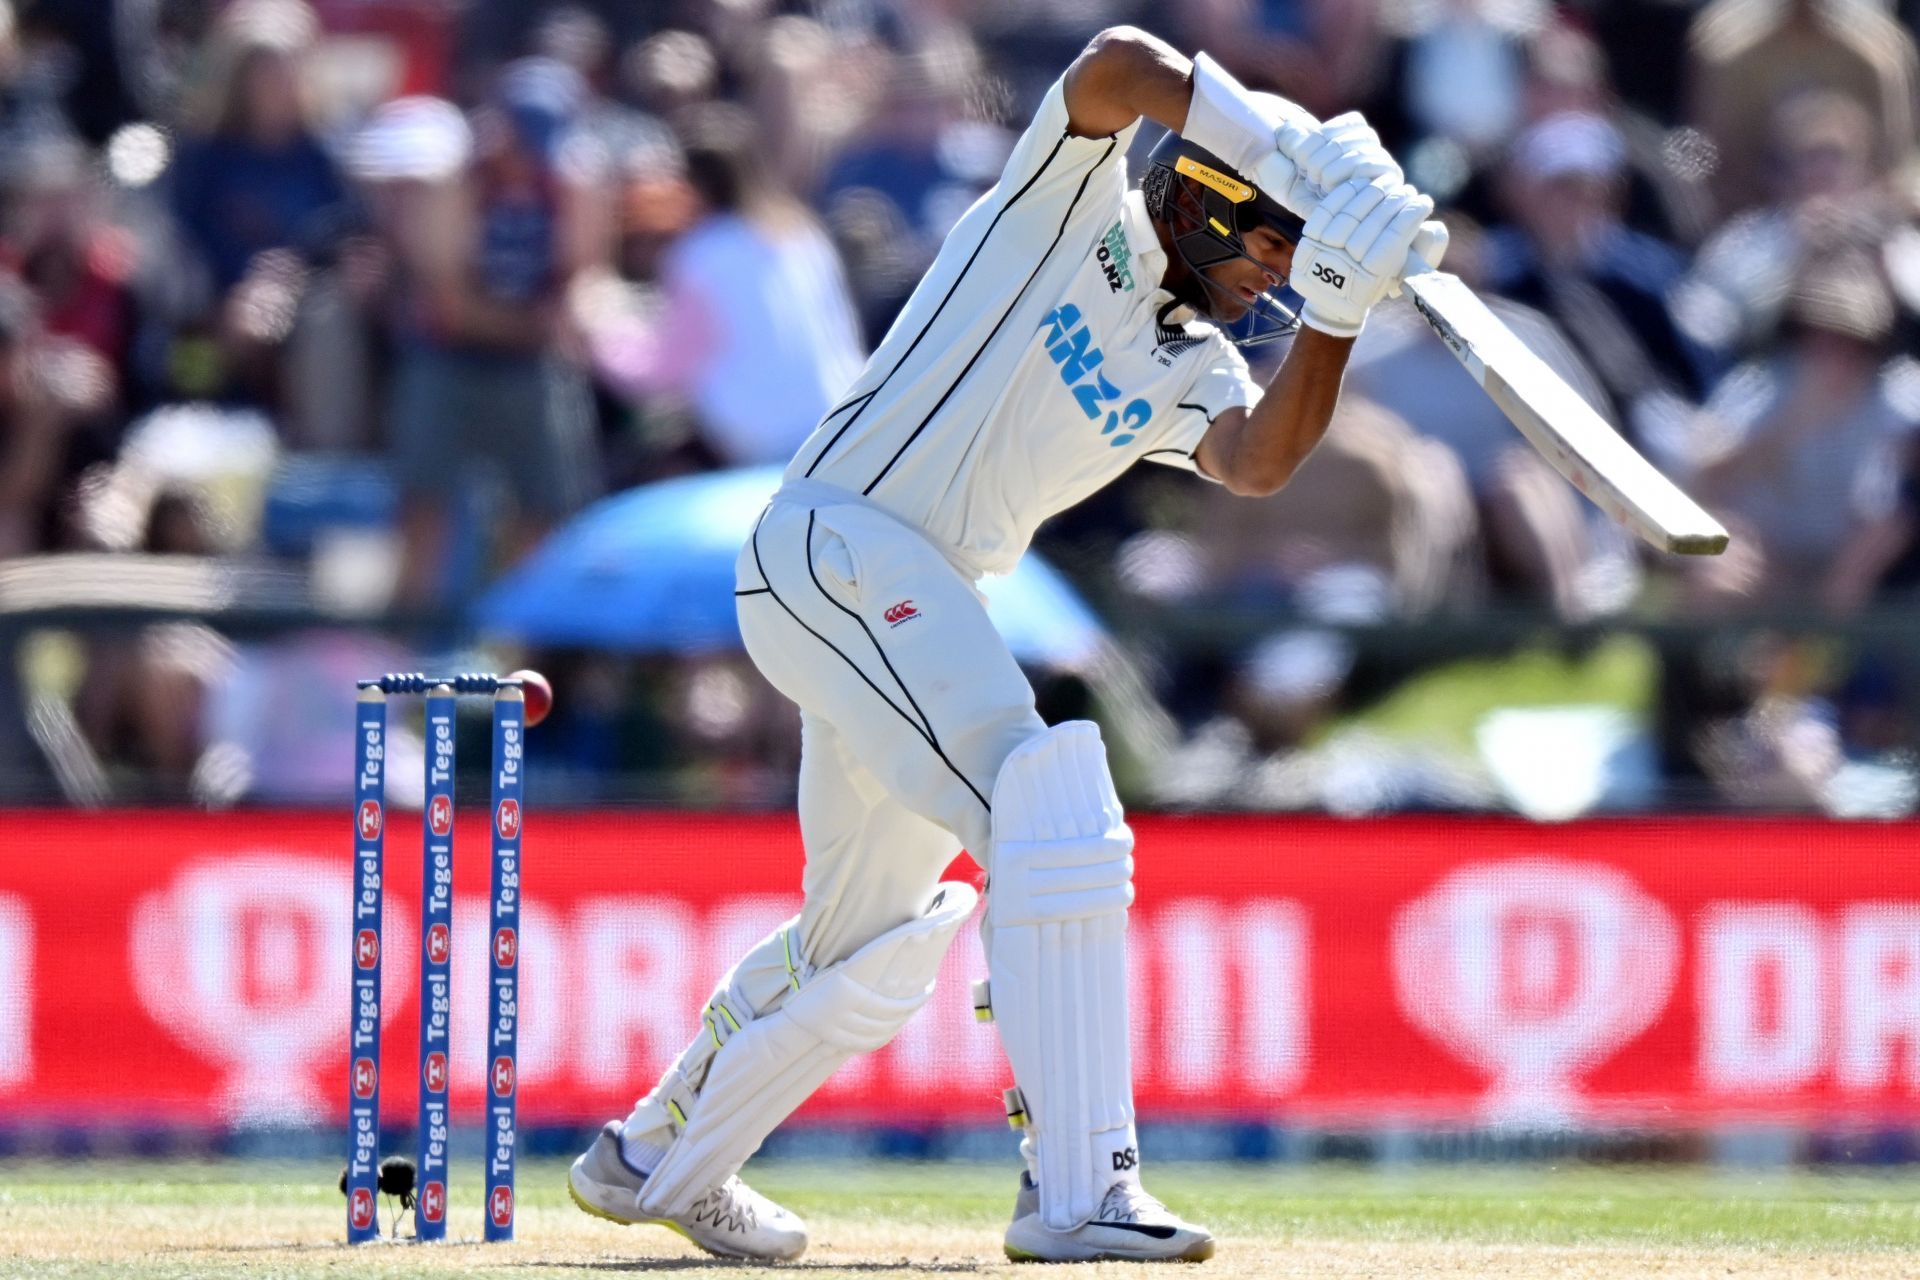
[{"xmin": 1142, "ymin": 133, "xmax": 1305, "ymax": 345}]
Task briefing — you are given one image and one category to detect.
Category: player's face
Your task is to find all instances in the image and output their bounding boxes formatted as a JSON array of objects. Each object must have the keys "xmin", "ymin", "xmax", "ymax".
[{"xmin": 1199, "ymin": 225, "xmax": 1294, "ymax": 321}]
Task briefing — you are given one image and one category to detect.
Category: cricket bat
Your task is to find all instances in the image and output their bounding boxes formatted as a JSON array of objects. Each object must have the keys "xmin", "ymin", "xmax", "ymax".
[{"xmin": 1398, "ymin": 259, "xmax": 1729, "ymax": 556}]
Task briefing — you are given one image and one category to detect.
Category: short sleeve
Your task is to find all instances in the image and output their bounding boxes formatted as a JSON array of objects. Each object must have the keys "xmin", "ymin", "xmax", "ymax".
[
  {"xmin": 1141, "ymin": 343, "xmax": 1264, "ymax": 480},
  {"xmin": 996, "ymin": 76, "xmax": 1141, "ymax": 210}
]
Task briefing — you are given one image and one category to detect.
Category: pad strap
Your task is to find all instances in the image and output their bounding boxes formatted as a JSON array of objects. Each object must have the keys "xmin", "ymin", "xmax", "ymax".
[{"xmin": 626, "ymin": 918, "xmax": 813, "ymax": 1143}]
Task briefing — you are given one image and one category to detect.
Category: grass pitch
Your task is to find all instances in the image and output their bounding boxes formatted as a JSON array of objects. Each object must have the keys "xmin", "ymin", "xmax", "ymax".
[{"xmin": 2, "ymin": 1158, "xmax": 1917, "ymax": 1278}]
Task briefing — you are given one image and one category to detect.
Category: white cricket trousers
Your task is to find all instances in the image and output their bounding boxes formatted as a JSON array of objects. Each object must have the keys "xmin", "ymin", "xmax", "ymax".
[{"xmin": 733, "ymin": 484, "xmax": 1047, "ymax": 968}]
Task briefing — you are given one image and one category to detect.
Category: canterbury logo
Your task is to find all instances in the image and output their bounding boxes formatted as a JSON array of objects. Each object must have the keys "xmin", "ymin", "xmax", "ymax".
[
  {"xmin": 1174, "ymin": 155, "xmax": 1252, "ymax": 203},
  {"xmin": 883, "ymin": 600, "xmax": 920, "ymax": 626},
  {"xmin": 1312, "ymin": 262, "xmax": 1348, "ymax": 290}
]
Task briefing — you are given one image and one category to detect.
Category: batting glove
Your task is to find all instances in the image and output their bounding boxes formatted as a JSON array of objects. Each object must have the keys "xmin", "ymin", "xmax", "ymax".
[
  {"xmin": 1275, "ymin": 111, "xmax": 1403, "ymax": 194},
  {"xmin": 1185, "ymin": 53, "xmax": 1323, "ymax": 220},
  {"xmin": 1399, "ymin": 219, "xmax": 1451, "ymax": 284},
  {"xmin": 1248, "ymin": 148, "xmax": 1321, "ymax": 222},
  {"xmin": 1290, "ymin": 177, "xmax": 1435, "ymax": 338}
]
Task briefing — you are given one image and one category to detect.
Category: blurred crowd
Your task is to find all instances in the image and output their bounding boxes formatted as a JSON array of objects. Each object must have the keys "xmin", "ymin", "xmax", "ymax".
[{"xmin": 2, "ymin": 0, "xmax": 1919, "ymax": 815}]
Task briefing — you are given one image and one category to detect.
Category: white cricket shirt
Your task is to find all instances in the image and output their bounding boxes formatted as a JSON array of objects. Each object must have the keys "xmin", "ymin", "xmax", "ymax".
[{"xmin": 784, "ymin": 76, "xmax": 1263, "ymax": 578}]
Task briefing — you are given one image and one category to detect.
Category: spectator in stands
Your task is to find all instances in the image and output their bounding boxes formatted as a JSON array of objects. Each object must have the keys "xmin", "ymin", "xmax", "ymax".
[
  {"xmin": 11, "ymin": 0, "xmax": 1920, "ymax": 810},
  {"xmin": 0, "ymin": 130, "xmax": 138, "ymax": 375},
  {"xmin": 606, "ymin": 129, "xmax": 696, "ymax": 286},
  {"xmin": 537, "ymin": 4, "xmax": 681, "ymax": 193},
  {"xmin": 531, "ymin": 4, "xmax": 614, "ymax": 90},
  {"xmin": 1687, "ymin": 0, "xmax": 1918, "ymax": 215},
  {"xmin": 384, "ymin": 58, "xmax": 607, "ymax": 606},
  {"xmin": 820, "ymin": 49, "xmax": 1005, "ymax": 278},
  {"xmin": 200, "ymin": 629, "xmax": 424, "ymax": 806},
  {"xmin": 312, "ymin": 95, "xmax": 477, "ymax": 461},
  {"xmin": 1349, "ymin": 290, "xmax": 1640, "ymax": 619},
  {"xmin": 1680, "ymin": 89, "xmax": 1899, "ymax": 359},
  {"xmin": 1139, "ymin": 397, "xmax": 1480, "ymax": 619},
  {"xmin": 1826, "ymin": 425, "xmax": 1920, "ymax": 610},
  {"xmin": 0, "ymin": 271, "xmax": 114, "ymax": 555},
  {"xmin": 554, "ymin": 127, "xmax": 700, "ymax": 485},
  {"xmin": 1681, "ymin": 249, "xmax": 1917, "ymax": 609},
  {"xmin": 74, "ymin": 487, "xmax": 235, "ymax": 791},
  {"xmin": 165, "ymin": 1, "xmax": 352, "ymax": 416},
  {"xmin": 738, "ymin": 15, "xmax": 861, "ymax": 197},
  {"xmin": 1519, "ymin": 21, "xmax": 1715, "ymax": 248},
  {"xmin": 1386, "ymin": 0, "xmax": 1546, "ymax": 157},
  {"xmin": 1575, "ymin": 0, "xmax": 1701, "ymax": 125},
  {"xmin": 169, "ymin": 2, "xmax": 345, "ymax": 299},
  {"xmin": 624, "ymin": 29, "xmax": 720, "ymax": 120},
  {"xmin": 1151, "ymin": 626, "xmax": 1502, "ymax": 815},
  {"xmin": 1683, "ymin": 627, "xmax": 1912, "ymax": 817},
  {"xmin": 818, "ymin": 47, "xmax": 1012, "ymax": 342},
  {"xmin": 1152, "ymin": 627, "xmax": 1360, "ymax": 811},
  {"xmin": 1486, "ymin": 111, "xmax": 1718, "ymax": 442},
  {"xmin": 1170, "ymin": 0, "xmax": 1391, "ymax": 121},
  {"xmin": 582, "ymin": 104, "xmax": 864, "ymax": 468}
]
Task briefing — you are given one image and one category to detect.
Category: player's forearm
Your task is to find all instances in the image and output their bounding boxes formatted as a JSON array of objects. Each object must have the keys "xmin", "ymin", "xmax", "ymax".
[
  {"xmin": 1064, "ymin": 28, "xmax": 1322, "ymax": 157},
  {"xmin": 1061, "ymin": 27, "xmax": 1194, "ymax": 139},
  {"xmin": 1197, "ymin": 329, "xmax": 1353, "ymax": 497}
]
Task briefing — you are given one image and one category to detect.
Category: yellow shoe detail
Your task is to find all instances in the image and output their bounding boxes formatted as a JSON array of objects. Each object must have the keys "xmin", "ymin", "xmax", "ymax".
[
  {"xmin": 568, "ymin": 1179, "xmax": 632, "ymax": 1226},
  {"xmin": 570, "ymin": 1172, "xmax": 746, "ymax": 1258}
]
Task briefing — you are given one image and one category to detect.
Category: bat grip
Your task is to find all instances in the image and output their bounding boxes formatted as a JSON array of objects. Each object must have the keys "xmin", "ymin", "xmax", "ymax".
[
  {"xmin": 1390, "ymin": 221, "xmax": 1449, "ymax": 296},
  {"xmin": 1389, "ymin": 253, "xmax": 1433, "ymax": 300}
]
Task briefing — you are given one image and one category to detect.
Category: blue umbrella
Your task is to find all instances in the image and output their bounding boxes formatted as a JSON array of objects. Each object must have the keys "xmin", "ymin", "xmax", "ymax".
[{"xmin": 474, "ymin": 466, "xmax": 1107, "ymax": 667}]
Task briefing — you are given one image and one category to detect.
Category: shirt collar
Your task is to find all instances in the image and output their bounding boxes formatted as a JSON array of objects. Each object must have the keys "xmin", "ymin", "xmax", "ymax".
[{"xmin": 1120, "ymin": 188, "xmax": 1197, "ymax": 324}]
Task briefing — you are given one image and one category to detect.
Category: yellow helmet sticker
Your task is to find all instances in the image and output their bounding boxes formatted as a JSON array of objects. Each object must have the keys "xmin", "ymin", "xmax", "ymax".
[
  {"xmin": 1208, "ymin": 216, "xmax": 1233, "ymax": 237},
  {"xmin": 1175, "ymin": 154, "xmax": 1254, "ymax": 203}
]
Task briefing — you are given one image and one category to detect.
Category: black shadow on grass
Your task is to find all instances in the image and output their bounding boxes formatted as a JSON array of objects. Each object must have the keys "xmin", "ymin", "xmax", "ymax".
[
  {"xmin": 535, "ymin": 1260, "xmax": 988, "ymax": 1274},
  {"xmin": 163, "ymin": 1238, "xmax": 493, "ymax": 1254},
  {"xmin": 158, "ymin": 1242, "xmax": 992, "ymax": 1272}
]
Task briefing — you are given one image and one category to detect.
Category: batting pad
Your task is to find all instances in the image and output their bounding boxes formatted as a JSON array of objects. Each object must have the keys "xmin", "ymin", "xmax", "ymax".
[
  {"xmin": 637, "ymin": 882, "xmax": 978, "ymax": 1217},
  {"xmin": 983, "ymin": 721, "xmax": 1137, "ymax": 1230},
  {"xmin": 622, "ymin": 912, "xmax": 815, "ymax": 1161}
]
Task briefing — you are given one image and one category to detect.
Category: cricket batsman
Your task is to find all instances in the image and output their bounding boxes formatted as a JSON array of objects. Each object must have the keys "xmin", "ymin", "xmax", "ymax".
[{"xmin": 570, "ymin": 26, "xmax": 1443, "ymax": 1263}]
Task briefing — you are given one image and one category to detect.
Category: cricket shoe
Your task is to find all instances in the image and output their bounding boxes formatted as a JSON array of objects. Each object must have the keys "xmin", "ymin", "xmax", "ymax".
[
  {"xmin": 567, "ymin": 1121, "xmax": 808, "ymax": 1261},
  {"xmin": 1005, "ymin": 1172, "xmax": 1215, "ymax": 1263}
]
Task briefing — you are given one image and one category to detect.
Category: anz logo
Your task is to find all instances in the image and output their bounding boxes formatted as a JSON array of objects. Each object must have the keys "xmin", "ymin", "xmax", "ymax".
[{"xmin": 1040, "ymin": 304, "xmax": 1151, "ymax": 447}]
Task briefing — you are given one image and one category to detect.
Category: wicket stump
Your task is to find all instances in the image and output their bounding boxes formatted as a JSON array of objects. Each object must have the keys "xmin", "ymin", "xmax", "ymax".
[{"xmin": 348, "ymin": 672, "xmax": 526, "ymax": 1244}]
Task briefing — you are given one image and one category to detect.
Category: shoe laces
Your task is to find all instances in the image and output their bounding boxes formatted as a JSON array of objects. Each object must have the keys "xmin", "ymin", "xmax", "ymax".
[
  {"xmin": 688, "ymin": 1178, "xmax": 759, "ymax": 1234},
  {"xmin": 1096, "ymin": 1181, "xmax": 1168, "ymax": 1225}
]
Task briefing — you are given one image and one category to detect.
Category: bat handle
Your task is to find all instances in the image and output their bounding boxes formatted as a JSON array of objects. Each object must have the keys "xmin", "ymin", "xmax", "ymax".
[
  {"xmin": 1389, "ymin": 222, "xmax": 1449, "ymax": 297},
  {"xmin": 1389, "ymin": 253, "xmax": 1431, "ymax": 300}
]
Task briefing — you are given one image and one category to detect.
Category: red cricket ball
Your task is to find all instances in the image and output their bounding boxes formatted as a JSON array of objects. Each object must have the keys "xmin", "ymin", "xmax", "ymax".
[{"xmin": 510, "ymin": 669, "xmax": 552, "ymax": 726}]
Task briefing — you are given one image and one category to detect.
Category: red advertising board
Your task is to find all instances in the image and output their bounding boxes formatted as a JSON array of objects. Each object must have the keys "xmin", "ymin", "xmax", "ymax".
[{"xmin": 2, "ymin": 811, "xmax": 1918, "ymax": 1130}]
